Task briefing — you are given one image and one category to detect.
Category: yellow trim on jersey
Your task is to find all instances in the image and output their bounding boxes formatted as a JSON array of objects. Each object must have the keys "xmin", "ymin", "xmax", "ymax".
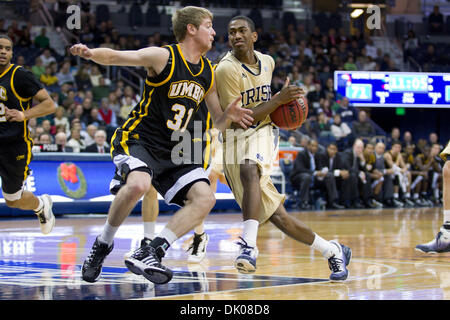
[
  {"xmin": 0, "ymin": 64, "xmax": 13, "ymax": 79},
  {"xmin": 176, "ymin": 44, "xmax": 204, "ymax": 77},
  {"xmin": 203, "ymin": 59, "xmax": 215, "ymax": 98},
  {"xmin": 120, "ymin": 130, "xmax": 130, "ymax": 156},
  {"xmin": 203, "ymin": 111, "xmax": 212, "ymax": 170},
  {"xmin": 145, "ymin": 45, "xmax": 176, "ymax": 87},
  {"xmin": 11, "ymin": 65, "xmax": 32, "ymax": 102},
  {"xmin": 19, "ymin": 100, "xmax": 32, "ymax": 182}
]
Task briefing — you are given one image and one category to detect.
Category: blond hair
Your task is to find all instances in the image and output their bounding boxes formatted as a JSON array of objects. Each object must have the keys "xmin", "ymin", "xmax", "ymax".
[{"xmin": 172, "ymin": 6, "xmax": 213, "ymax": 42}]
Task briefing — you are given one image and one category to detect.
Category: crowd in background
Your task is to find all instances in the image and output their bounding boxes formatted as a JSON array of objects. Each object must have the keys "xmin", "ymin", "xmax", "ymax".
[{"xmin": 1, "ymin": 3, "xmax": 447, "ymax": 209}]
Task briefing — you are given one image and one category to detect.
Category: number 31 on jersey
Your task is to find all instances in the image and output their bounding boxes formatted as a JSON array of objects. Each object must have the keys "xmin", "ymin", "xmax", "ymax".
[{"xmin": 166, "ymin": 103, "xmax": 194, "ymax": 132}]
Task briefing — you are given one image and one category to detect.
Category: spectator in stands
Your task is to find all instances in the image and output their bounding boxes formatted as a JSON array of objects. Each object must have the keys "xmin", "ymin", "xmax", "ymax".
[
  {"xmin": 31, "ymin": 57, "xmax": 46, "ymax": 80},
  {"xmin": 331, "ymin": 113, "xmax": 352, "ymax": 150},
  {"xmin": 0, "ymin": 19, "xmax": 5, "ymax": 34},
  {"xmin": 373, "ymin": 142, "xmax": 399, "ymax": 207},
  {"xmin": 38, "ymin": 133, "xmax": 52, "ymax": 145},
  {"xmin": 88, "ymin": 107, "xmax": 106, "ymax": 128},
  {"xmin": 336, "ymin": 97, "xmax": 358, "ymax": 125},
  {"xmin": 344, "ymin": 54, "xmax": 358, "ymax": 71},
  {"xmin": 98, "ymin": 97, "xmax": 117, "ymax": 127},
  {"xmin": 403, "ymin": 30, "xmax": 419, "ymax": 63},
  {"xmin": 56, "ymin": 61, "xmax": 76, "ymax": 86},
  {"xmin": 55, "ymin": 132, "xmax": 73, "ymax": 152},
  {"xmin": 386, "ymin": 127, "xmax": 401, "ymax": 149},
  {"xmin": 53, "ymin": 106, "xmax": 70, "ymax": 136},
  {"xmin": 341, "ymin": 139, "xmax": 376, "ymax": 208},
  {"xmin": 92, "ymin": 77, "xmax": 111, "ymax": 102},
  {"xmin": 352, "ymin": 110, "xmax": 376, "ymax": 139},
  {"xmin": 15, "ymin": 55, "xmax": 26, "ymax": 67},
  {"xmin": 402, "ymin": 131, "xmax": 414, "ymax": 147},
  {"xmin": 67, "ymin": 127, "xmax": 85, "ymax": 153},
  {"xmin": 84, "ymin": 130, "xmax": 110, "ymax": 154},
  {"xmin": 89, "ymin": 65, "xmax": 103, "ymax": 87},
  {"xmin": 428, "ymin": 5, "xmax": 444, "ymax": 34},
  {"xmin": 322, "ymin": 77, "xmax": 337, "ymax": 101},
  {"xmin": 39, "ymin": 49, "xmax": 56, "ymax": 67},
  {"xmin": 403, "ymin": 144, "xmax": 429, "ymax": 206},
  {"xmin": 121, "ymin": 85, "xmax": 139, "ymax": 106},
  {"xmin": 34, "ymin": 27, "xmax": 50, "ymax": 49},
  {"xmin": 318, "ymin": 98, "xmax": 333, "ymax": 119},
  {"xmin": 107, "ymin": 92, "xmax": 120, "ymax": 116},
  {"xmin": 384, "ymin": 141, "xmax": 414, "ymax": 207},
  {"xmin": 84, "ymin": 124, "xmax": 98, "ymax": 147},
  {"xmin": 75, "ymin": 64, "xmax": 91, "ymax": 90},
  {"xmin": 100, "ymin": 35, "xmax": 115, "ymax": 49},
  {"xmin": 17, "ymin": 26, "xmax": 32, "ymax": 48},
  {"xmin": 119, "ymin": 96, "xmax": 134, "ymax": 124},
  {"xmin": 289, "ymin": 139, "xmax": 321, "ymax": 210},
  {"xmin": 429, "ymin": 132, "xmax": 443, "ymax": 150},
  {"xmin": 40, "ymin": 66, "xmax": 58, "ymax": 89}
]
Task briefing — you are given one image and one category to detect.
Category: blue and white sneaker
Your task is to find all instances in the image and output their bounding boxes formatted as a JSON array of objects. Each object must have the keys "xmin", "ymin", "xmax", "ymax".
[
  {"xmin": 328, "ymin": 240, "xmax": 352, "ymax": 282},
  {"xmin": 234, "ymin": 237, "xmax": 259, "ymax": 274},
  {"xmin": 415, "ymin": 227, "xmax": 450, "ymax": 253}
]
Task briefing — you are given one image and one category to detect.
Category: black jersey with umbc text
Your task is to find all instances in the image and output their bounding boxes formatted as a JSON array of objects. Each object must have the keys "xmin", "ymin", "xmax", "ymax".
[
  {"xmin": 112, "ymin": 44, "xmax": 214, "ymax": 156},
  {"xmin": 0, "ymin": 64, "xmax": 42, "ymax": 140}
]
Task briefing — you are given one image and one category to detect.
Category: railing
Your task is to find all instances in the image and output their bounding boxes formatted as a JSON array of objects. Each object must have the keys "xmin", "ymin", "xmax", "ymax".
[
  {"xmin": 37, "ymin": 0, "xmax": 54, "ymax": 26},
  {"xmin": 116, "ymin": 66, "xmax": 144, "ymax": 94}
]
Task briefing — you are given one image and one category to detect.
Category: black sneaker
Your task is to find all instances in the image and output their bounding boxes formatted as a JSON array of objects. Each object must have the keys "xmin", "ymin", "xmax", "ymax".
[
  {"xmin": 124, "ymin": 241, "xmax": 173, "ymax": 284},
  {"xmin": 124, "ymin": 237, "xmax": 152, "ymax": 259},
  {"xmin": 82, "ymin": 236, "xmax": 114, "ymax": 283}
]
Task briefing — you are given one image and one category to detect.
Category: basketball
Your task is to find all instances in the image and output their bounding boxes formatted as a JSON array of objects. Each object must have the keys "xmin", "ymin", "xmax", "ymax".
[{"xmin": 270, "ymin": 96, "xmax": 308, "ymax": 130}]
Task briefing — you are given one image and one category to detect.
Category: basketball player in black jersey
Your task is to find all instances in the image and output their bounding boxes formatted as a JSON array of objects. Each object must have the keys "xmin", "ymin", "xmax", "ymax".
[
  {"xmin": 0, "ymin": 34, "xmax": 56, "ymax": 234},
  {"xmin": 70, "ymin": 6, "xmax": 253, "ymax": 284}
]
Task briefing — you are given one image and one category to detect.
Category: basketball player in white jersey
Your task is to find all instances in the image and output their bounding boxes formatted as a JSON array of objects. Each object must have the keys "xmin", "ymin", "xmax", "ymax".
[
  {"xmin": 214, "ymin": 16, "xmax": 352, "ymax": 281},
  {"xmin": 416, "ymin": 141, "xmax": 450, "ymax": 253}
]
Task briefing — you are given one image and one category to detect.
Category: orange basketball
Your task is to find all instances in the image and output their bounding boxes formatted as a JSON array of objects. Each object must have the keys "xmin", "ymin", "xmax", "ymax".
[{"xmin": 270, "ymin": 96, "xmax": 308, "ymax": 130}]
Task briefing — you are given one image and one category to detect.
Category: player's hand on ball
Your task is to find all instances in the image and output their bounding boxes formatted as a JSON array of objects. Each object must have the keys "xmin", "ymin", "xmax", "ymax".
[
  {"xmin": 4, "ymin": 107, "xmax": 25, "ymax": 122},
  {"xmin": 275, "ymin": 77, "xmax": 305, "ymax": 104},
  {"xmin": 226, "ymin": 96, "xmax": 254, "ymax": 129},
  {"xmin": 70, "ymin": 43, "xmax": 93, "ymax": 59}
]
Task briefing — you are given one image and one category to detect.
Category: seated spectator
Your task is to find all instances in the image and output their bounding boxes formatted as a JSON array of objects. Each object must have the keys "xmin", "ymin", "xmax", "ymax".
[
  {"xmin": 429, "ymin": 132, "xmax": 443, "ymax": 150},
  {"xmin": 84, "ymin": 124, "xmax": 98, "ymax": 147},
  {"xmin": 84, "ymin": 130, "xmax": 110, "ymax": 153},
  {"xmin": 336, "ymin": 97, "xmax": 358, "ymax": 125},
  {"xmin": 89, "ymin": 65, "xmax": 103, "ymax": 87},
  {"xmin": 121, "ymin": 85, "xmax": 139, "ymax": 106},
  {"xmin": 384, "ymin": 141, "xmax": 414, "ymax": 207},
  {"xmin": 31, "ymin": 57, "xmax": 46, "ymax": 80},
  {"xmin": 39, "ymin": 49, "xmax": 56, "ymax": 67},
  {"xmin": 403, "ymin": 144, "xmax": 429, "ymax": 206},
  {"xmin": 56, "ymin": 61, "xmax": 76, "ymax": 86},
  {"xmin": 67, "ymin": 127, "xmax": 85, "ymax": 153},
  {"xmin": 428, "ymin": 5, "xmax": 444, "ymax": 34},
  {"xmin": 330, "ymin": 114, "xmax": 352, "ymax": 150},
  {"xmin": 55, "ymin": 132, "xmax": 73, "ymax": 152},
  {"xmin": 107, "ymin": 92, "xmax": 121, "ymax": 115},
  {"xmin": 98, "ymin": 97, "xmax": 117, "ymax": 127},
  {"xmin": 386, "ymin": 127, "xmax": 401, "ymax": 149},
  {"xmin": 53, "ymin": 106, "xmax": 70, "ymax": 136},
  {"xmin": 341, "ymin": 139, "xmax": 378, "ymax": 208},
  {"xmin": 34, "ymin": 27, "xmax": 50, "ymax": 49},
  {"xmin": 38, "ymin": 133, "xmax": 53, "ymax": 145},
  {"xmin": 87, "ymin": 107, "xmax": 106, "ymax": 127},
  {"xmin": 40, "ymin": 66, "xmax": 59, "ymax": 88},
  {"xmin": 92, "ymin": 77, "xmax": 111, "ymax": 102},
  {"xmin": 352, "ymin": 110, "xmax": 376, "ymax": 139},
  {"xmin": 403, "ymin": 30, "xmax": 419, "ymax": 63},
  {"xmin": 119, "ymin": 96, "xmax": 134, "ymax": 124},
  {"xmin": 289, "ymin": 139, "xmax": 321, "ymax": 210},
  {"xmin": 344, "ymin": 55, "xmax": 358, "ymax": 71},
  {"xmin": 371, "ymin": 142, "xmax": 399, "ymax": 207},
  {"xmin": 75, "ymin": 64, "xmax": 92, "ymax": 90},
  {"xmin": 402, "ymin": 131, "xmax": 414, "ymax": 147}
]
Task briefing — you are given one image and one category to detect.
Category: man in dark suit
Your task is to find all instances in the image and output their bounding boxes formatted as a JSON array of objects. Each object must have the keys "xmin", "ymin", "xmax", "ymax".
[
  {"xmin": 290, "ymin": 139, "xmax": 343, "ymax": 210},
  {"xmin": 55, "ymin": 132, "xmax": 74, "ymax": 152},
  {"xmin": 341, "ymin": 139, "xmax": 380, "ymax": 208},
  {"xmin": 316, "ymin": 142, "xmax": 347, "ymax": 209},
  {"xmin": 84, "ymin": 129, "xmax": 110, "ymax": 154}
]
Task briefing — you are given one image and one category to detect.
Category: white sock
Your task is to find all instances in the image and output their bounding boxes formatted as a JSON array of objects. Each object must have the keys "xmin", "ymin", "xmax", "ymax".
[
  {"xmin": 242, "ymin": 219, "xmax": 259, "ymax": 247},
  {"xmin": 99, "ymin": 221, "xmax": 119, "ymax": 246},
  {"xmin": 34, "ymin": 196, "xmax": 44, "ymax": 212},
  {"xmin": 311, "ymin": 234, "xmax": 339, "ymax": 259},
  {"xmin": 143, "ymin": 221, "xmax": 156, "ymax": 239},
  {"xmin": 413, "ymin": 193, "xmax": 419, "ymax": 199},
  {"xmin": 443, "ymin": 210, "xmax": 450, "ymax": 225},
  {"xmin": 158, "ymin": 227, "xmax": 178, "ymax": 246},
  {"xmin": 405, "ymin": 192, "xmax": 410, "ymax": 198},
  {"xmin": 394, "ymin": 193, "xmax": 399, "ymax": 199},
  {"xmin": 194, "ymin": 223, "xmax": 205, "ymax": 235}
]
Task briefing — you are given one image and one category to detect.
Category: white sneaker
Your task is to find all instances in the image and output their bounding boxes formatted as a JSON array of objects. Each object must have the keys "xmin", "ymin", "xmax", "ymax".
[
  {"xmin": 234, "ymin": 237, "xmax": 259, "ymax": 274},
  {"xmin": 187, "ymin": 233, "xmax": 209, "ymax": 263},
  {"xmin": 35, "ymin": 194, "xmax": 55, "ymax": 235}
]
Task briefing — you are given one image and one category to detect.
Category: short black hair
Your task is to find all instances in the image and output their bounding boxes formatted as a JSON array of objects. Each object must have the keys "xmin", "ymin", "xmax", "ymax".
[
  {"xmin": 229, "ymin": 16, "xmax": 256, "ymax": 32},
  {"xmin": 0, "ymin": 34, "xmax": 13, "ymax": 46}
]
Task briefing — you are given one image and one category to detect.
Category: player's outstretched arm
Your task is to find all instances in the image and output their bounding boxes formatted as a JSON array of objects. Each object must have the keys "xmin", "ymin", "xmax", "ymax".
[
  {"xmin": 5, "ymin": 89, "xmax": 55, "ymax": 122},
  {"xmin": 205, "ymin": 81, "xmax": 253, "ymax": 133},
  {"xmin": 69, "ymin": 43, "xmax": 169, "ymax": 69}
]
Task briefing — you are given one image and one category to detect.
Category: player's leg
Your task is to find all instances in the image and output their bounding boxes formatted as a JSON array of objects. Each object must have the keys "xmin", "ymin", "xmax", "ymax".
[
  {"xmin": 1, "ymin": 141, "xmax": 54, "ymax": 234},
  {"xmin": 82, "ymin": 169, "xmax": 152, "ymax": 282},
  {"xmin": 142, "ymin": 185, "xmax": 159, "ymax": 240},
  {"xmin": 269, "ymin": 203, "xmax": 352, "ymax": 281},
  {"xmin": 125, "ymin": 176, "xmax": 215, "ymax": 284},
  {"xmin": 416, "ymin": 159, "xmax": 450, "ymax": 253}
]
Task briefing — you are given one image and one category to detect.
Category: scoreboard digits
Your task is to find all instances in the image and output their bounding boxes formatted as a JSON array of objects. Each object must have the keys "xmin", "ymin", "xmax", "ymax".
[{"xmin": 334, "ymin": 71, "xmax": 450, "ymax": 108}]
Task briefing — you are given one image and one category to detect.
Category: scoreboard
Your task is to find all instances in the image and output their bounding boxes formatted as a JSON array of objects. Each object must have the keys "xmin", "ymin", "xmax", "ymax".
[{"xmin": 334, "ymin": 71, "xmax": 450, "ymax": 108}]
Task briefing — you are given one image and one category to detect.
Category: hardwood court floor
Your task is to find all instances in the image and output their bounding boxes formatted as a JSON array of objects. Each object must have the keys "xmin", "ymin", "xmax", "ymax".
[{"xmin": 0, "ymin": 207, "xmax": 449, "ymax": 300}]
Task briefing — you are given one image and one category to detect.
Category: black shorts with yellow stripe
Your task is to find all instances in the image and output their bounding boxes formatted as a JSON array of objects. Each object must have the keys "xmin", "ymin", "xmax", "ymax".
[
  {"xmin": 109, "ymin": 129, "xmax": 210, "ymax": 207},
  {"xmin": 0, "ymin": 137, "xmax": 33, "ymax": 195}
]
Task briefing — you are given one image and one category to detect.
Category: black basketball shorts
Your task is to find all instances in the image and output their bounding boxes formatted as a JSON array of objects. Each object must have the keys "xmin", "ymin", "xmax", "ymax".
[{"xmin": 109, "ymin": 132, "xmax": 210, "ymax": 207}]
